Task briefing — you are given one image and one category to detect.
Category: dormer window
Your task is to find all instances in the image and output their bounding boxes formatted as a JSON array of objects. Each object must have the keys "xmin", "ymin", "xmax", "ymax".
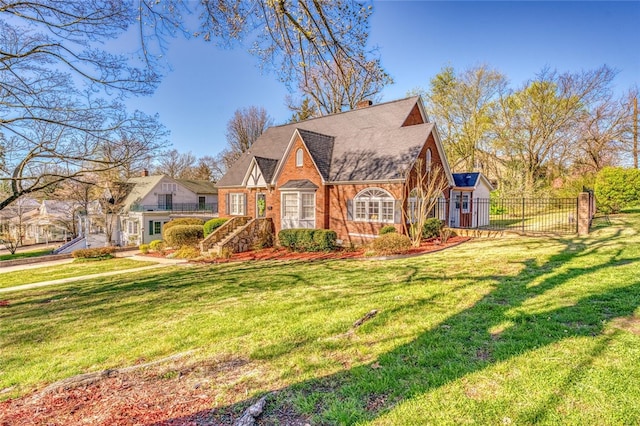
[{"xmin": 296, "ymin": 148, "xmax": 303, "ymax": 167}]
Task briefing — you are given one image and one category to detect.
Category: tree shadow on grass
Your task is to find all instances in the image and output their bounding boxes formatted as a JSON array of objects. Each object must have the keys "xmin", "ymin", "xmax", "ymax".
[{"xmin": 148, "ymin": 224, "xmax": 640, "ymax": 425}]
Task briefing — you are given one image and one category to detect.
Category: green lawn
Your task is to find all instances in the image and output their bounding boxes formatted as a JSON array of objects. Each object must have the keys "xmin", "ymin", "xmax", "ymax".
[
  {"xmin": 0, "ymin": 258, "xmax": 157, "ymax": 289},
  {"xmin": 0, "ymin": 248, "xmax": 53, "ymax": 261},
  {"xmin": 1, "ymin": 212, "xmax": 639, "ymax": 424}
]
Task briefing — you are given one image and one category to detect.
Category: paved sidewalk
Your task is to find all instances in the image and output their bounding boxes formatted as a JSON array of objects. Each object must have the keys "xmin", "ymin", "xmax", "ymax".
[{"xmin": 0, "ymin": 254, "xmax": 189, "ymax": 294}]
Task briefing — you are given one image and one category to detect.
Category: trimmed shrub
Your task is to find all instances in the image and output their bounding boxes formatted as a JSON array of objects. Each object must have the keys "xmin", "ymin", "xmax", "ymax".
[
  {"xmin": 372, "ymin": 233, "xmax": 411, "ymax": 255},
  {"xmin": 164, "ymin": 225, "xmax": 204, "ymax": 248},
  {"xmin": 139, "ymin": 244, "xmax": 149, "ymax": 254},
  {"xmin": 379, "ymin": 225, "xmax": 397, "ymax": 235},
  {"xmin": 163, "ymin": 218, "xmax": 205, "ymax": 237},
  {"xmin": 72, "ymin": 246, "xmax": 116, "ymax": 260},
  {"xmin": 422, "ymin": 218, "xmax": 444, "ymax": 239},
  {"xmin": 595, "ymin": 167, "xmax": 640, "ymax": 214},
  {"xmin": 173, "ymin": 245, "xmax": 201, "ymax": 259},
  {"xmin": 312, "ymin": 230, "xmax": 337, "ymax": 251},
  {"xmin": 149, "ymin": 239, "xmax": 165, "ymax": 252},
  {"xmin": 278, "ymin": 229, "xmax": 337, "ymax": 252},
  {"xmin": 203, "ymin": 218, "xmax": 229, "ymax": 237}
]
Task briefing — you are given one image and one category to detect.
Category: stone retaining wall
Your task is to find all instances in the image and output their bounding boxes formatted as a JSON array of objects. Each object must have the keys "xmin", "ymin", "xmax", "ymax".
[{"xmin": 218, "ymin": 218, "xmax": 274, "ymax": 255}]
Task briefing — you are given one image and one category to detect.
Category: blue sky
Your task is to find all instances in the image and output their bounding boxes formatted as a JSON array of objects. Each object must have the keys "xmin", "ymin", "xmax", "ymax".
[{"xmin": 124, "ymin": 1, "xmax": 640, "ymax": 158}]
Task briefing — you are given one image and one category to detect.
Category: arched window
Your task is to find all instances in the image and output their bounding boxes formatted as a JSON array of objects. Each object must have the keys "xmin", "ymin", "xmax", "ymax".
[
  {"xmin": 296, "ymin": 148, "xmax": 304, "ymax": 167},
  {"xmin": 354, "ymin": 188, "xmax": 395, "ymax": 223},
  {"xmin": 425, "ymin": 148, "xmax": 432, "ymax": 172}
]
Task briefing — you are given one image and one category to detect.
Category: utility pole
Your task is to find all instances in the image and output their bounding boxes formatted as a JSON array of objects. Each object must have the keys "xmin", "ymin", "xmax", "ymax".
[{"xmin": 634, "ymin": 96, "xmax": 638, "ymax": 169}]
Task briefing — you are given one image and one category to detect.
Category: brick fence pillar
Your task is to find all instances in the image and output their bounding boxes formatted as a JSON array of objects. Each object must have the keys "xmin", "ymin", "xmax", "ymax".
[{"xmin": 577, "ymin": 192, "xmax": 591, "ymax": 236}]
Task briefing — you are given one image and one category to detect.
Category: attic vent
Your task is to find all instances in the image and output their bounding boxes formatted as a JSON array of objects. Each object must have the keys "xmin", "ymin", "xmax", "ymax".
[{"xmin": 356, "ymin": 100, "xmax": 373, "ymax": 109}]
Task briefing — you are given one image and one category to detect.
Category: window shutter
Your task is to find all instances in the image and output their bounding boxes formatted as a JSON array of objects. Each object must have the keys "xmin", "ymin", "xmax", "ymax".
[
  {"xmin": 347, "ymin": 199, "xmax": 353, "ymax": 221},
  {"xmin": 149, "ymin": 220, "xmax": 154, "ymax": 235},
  {"xmin": 243, "ymin": 194, "xmax": 247, "ymax": 216},
  {"xmin": 225, "ymin": 193, "xmax": 230, "ymax": 215},
  {"xmin": 394, "ymin": 200, "xmax": 402, "ymax": 224}
]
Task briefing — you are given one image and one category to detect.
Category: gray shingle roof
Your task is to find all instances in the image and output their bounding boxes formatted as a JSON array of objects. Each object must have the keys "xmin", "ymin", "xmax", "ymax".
[
  {"xmin": 217, "ymin": 96, "xmax": 431, "ymax": 187},
  {"xmin": 298, "ymin": 129, "xmax": 334, "ymax": 181},
  {"xmin": 280, "ymin": 179, "xmax": 319, "ymax": 190},
  {"xmin": 175, "ymin": 178, "xmax": 218, "ymax": 194},
  {"xmin": 254, "ymin": 157, "xmax": 279, "ymax": 183}
]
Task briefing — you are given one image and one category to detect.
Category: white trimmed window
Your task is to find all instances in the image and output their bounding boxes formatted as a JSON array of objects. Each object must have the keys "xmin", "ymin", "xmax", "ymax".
[
  {"xmin": 229, "ymin": 193, "xmax": 246, "ymax": 215},
  {"xmin": 354, "ymin": 188, "xmax": 395, "ymax": 223},
  {"xmin": 426, "ymin": 148, "xmax": 432, "ymax": 172},
  {"xmin": 161, "ymin": 183, "xmax": 177, "ymax": 193},
  {"xmin": 296, "ymin": 148, "xmax": 304, "ymax": 167}
]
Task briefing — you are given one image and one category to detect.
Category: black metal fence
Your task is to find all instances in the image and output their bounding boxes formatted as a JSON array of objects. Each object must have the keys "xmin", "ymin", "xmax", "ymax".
[{"xmin": 443, "ymin": 197, "xmax": 579, "ymax": 234}]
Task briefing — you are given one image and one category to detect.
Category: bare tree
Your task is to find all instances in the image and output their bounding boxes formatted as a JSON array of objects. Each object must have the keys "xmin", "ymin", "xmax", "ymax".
[
  {"xmin": 2, "ymin": 1, "xmax": 386, "ymax": 211},
  {"xmin": 152, "ymin": 149, "xmax": 196, "ymax": 178},
  {"xmin": 572, "ymin": 89, "xmax": 636, "ymax": 174},
  {"xmin": 402, "ymin": 160, "xmax": 450, "ymax": 247},
  {"xmin": 220, "ymin": 106, "xmax": 273, "ymax": 169},
  {"xmin": 295, "ymin": 52, "xmax": 391, "ymax": 115}
]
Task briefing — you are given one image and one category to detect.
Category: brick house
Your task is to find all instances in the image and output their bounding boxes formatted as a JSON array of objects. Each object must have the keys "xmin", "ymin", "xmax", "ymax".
[{"xmin": 216, "ymin": 96, "xmax": 455, "ymax": 246}]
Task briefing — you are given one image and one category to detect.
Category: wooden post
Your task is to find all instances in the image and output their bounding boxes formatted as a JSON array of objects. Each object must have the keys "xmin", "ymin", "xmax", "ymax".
[{"xmin": 577, "ymin": 192, "xmax": 591, "ymax": 236}]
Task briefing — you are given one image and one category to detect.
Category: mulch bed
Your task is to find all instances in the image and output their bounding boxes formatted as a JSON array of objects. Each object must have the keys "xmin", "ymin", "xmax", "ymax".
[
  {"xmin": 1, "ymin": 236, "xmax": 470, "ymax": 425},
  {"xmin": 208, "ymin": 235, "xmax": 469, "ymax": 263}
]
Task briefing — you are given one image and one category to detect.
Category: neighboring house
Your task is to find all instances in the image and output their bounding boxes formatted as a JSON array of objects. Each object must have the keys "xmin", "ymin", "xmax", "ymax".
[
  {"xmin": 216, "ymin": 96, "xmax": 456, "ymax": 246},
  {"xmin": 24, "ymin": 200, "xmax": 77, "ymax": 244},
  {"xmin": 0, "ymin": 197, "xmax": 40, "ymax": 244},
  {"xmin": 450, "ymin": 172, "xmax": 494, "ymax": 228},
  {"xmin": 118, "ymin": 173, "xmax": 218, "ymax": 246}
]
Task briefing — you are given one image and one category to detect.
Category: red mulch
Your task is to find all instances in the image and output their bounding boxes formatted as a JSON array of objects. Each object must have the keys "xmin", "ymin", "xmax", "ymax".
[
  {"xmin": 209, "ymin": 235, "xmax": 469, "ymax": 263},
  {"xmin": 1, "ymin": 237, "xmax": 469, "ymax": 425}
]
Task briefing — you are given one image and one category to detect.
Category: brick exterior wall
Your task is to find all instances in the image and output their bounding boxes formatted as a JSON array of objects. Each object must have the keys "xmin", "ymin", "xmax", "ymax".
[
  {"xmin": 273, "ymin": 134, "xmax": 327, "ymax": 232},
  {"xmin": 402, "ymin": 104, "xmax": 424, "ymax": 126},
  {"xmin": 218, "ymin": 125, "xmax": 452, "ymax": 247},
  {"xmin": 328, "ymin": 182, "xmax": 404, "ymax": 246}
]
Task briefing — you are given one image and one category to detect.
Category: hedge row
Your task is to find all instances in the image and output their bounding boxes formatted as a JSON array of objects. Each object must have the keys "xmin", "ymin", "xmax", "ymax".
[
  {"xmin": 72, "ymin": 246, "xmax": 116, "ymax": 259},
  {"xmin": 278, "ymin": 229, "xmax": 337, "ymax": 252}
]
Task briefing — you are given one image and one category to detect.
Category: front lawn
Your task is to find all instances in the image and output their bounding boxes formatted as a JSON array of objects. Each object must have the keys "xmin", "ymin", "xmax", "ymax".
[
  {"xmin": 1, "ymin": 212, "xmax": 639, "ymax": 424},
  {"xmin": 0, "ymin": 258, "xmax": 157, "ymax": 289},
  {"xmin": 0, "ymin": 248, "xmax": 53, "ymax": 261}
]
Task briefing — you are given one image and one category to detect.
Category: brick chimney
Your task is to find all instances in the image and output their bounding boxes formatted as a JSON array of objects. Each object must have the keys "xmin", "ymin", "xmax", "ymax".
[
  {"xmin": 141, "ymin": 169, "xmax": 149, "ymax": 177},
  {"xmin": 356, "ymin": 100, "xmax": 373, "ymax": 109}
]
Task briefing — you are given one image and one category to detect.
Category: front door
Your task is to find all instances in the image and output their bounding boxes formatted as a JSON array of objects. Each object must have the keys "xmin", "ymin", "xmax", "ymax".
[
  {"xmin": 256, "ymin": 193, "xmax": 266, "ymax": 218},
  {"xmin": 281, "ymin": 192, "xmax": 315, "ymax": 229}
]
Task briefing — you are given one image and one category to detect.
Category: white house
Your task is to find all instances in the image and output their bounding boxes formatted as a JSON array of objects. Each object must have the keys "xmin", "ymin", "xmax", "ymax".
[
  {"xmin": 118, "ymin": 173, "xmax": 218, "ymax": 246},
  {"xmin": 449, "ymin": 172, "xmax": 494, "ymax": 228}
]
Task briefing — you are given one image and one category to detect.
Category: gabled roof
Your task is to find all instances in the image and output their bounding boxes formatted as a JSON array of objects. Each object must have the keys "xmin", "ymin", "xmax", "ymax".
[
  {"xmin": 217, "ymin": 96, "xmax": 444, "ymax": 187},
  {"xmin": 175, "ymin": 178, "xmax": 217, "ymax": 194},
  {"xmin": 452, "ymin": 172, "xmax": 480, "ymax": 188},
  {"xmin": 254, "ymin": 157, "xmax": 279, "ymax": 183},
  {"xmin": 452, "ymin": 172, "xmax": 494, "ymax": 191},
  {"xmin": 298, "ymin": 129, "xmax": 334, "ymax": 181},
  {"xmin": 122, "ymin": 175, "xmax": 166, "ymax": 211}
]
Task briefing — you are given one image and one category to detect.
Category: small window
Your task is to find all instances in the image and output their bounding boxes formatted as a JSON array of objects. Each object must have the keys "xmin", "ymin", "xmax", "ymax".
[
  {"xmin": 296, "ymin": 148, "xmax": 303, "ymax": 167},
  {"xmin": 229, "ymin": 193, "xmax": 246, "ymax": 215},
  {"xmin": 154, "ymin": 221, "xmax": 162, "ymax": 235},
  {"xmin": 426, "ymin": 149, "xmax": 432, "ymax": 171}
]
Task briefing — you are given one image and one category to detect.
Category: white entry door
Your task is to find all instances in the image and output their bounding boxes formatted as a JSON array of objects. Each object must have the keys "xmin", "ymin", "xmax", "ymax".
[{"xmin": 281, "ymin": 192, "xmax": 315, "ymax": 229}]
